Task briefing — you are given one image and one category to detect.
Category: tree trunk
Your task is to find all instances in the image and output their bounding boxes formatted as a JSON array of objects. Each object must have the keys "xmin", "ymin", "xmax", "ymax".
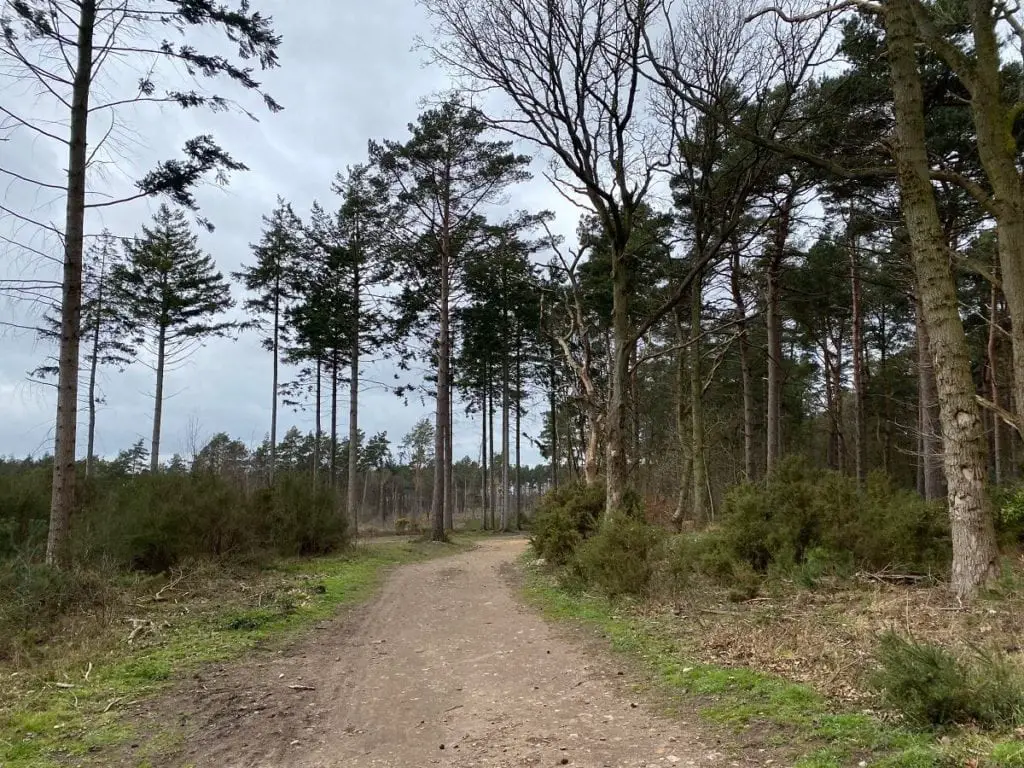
[
  {"xmin": 672, "ymin": 306, "xmax": 690, "ymax": 526},
  {"xmin": 989, "ymin": 278, "xmax": 1003, "ymax": 485},
  {"xmin": 549, "ymin": 340, "xmax": 559, "ymax": 489},
  {"xmin": 765, "ymin": 186, "xmax": 794, "ymax": 475},
  {"xmin": 150, "ymin": 327, "xmax": 167, "ymax": 473},
  {"xmin": 962, "ymin": 0, "xmax": 1024, "ymax": 439},
  {"xmin": 850, "ymin": 230, "xmax": 867, "ymax": 484},
  {"xmin": 515, "ymin": 340, "xmax": 523, "ymax": 528},
  {"xmin": 489, "ymin": 368, "xmax": 496, "ymax": 530},
  {"xmin": 431, "ymin": 249, "xmax": 450, "ymax": 542},
  {"xmin": 481, "ymin": 384, "xmax": 489, "ymax": 528},
  {"xmin": 348, "ymin": 267, "xmax": 360, "ymax": 534},
  {"xmin": 313, "ymin": 359, "xmax": 322, "ymax": 486},
  {"xmin": 501, "ymin": 336, "xmax": 511, "ymax": 531},
  {"xmin": 270, "ymin": 283, "xmax": 279, "ymax": 485},
  {"xmin": 444, "ymin": 345, "xmax": 454, "ymax": 530},
  {"xmin": 730, "ymin": 249, "xmax": 755, "ymax": 481},
  {"xmin": 887, "ymin": 0, "xmax": 999, "ymax": 599},
  {"xmin": 330, "ymin": 356, "xmax": 338, "ymax": 489},
  {"xmin": 917, "ymin": 299, "xmax": 944, "ymax": 500},
  {"xmin": 85, "ymin": 254, "xmax": 104, "ymax": 479},
  {"xmin": 47, "ymin": 0, "xmax": 97, "ymax": 567},
  {"xmin": 605, "ymin": 245, "xmax": 632, "ymax": 521},
  {"xmin": 690, "ymin": 274, "xmax": 707, "ymax": 522}
]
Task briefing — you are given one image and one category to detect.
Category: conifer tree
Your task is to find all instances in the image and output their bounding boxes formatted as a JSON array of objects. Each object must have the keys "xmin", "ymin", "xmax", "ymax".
[
  {"xmin": 111, "ymin": 205, "xmax": 236, "ymax": 472},
  {"xmin": 234, "ymin": 200, "xmax": 303, "ymax": 483}
]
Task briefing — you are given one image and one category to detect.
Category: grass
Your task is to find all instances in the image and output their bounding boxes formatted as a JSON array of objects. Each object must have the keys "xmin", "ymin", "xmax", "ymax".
[
  {"xmin": 521, "ymin": 558, "xmax": 1024, "ymax": 768},
  {"xmin": 0, "ymin": 537, "xmax": 469, "ymax": 767}
]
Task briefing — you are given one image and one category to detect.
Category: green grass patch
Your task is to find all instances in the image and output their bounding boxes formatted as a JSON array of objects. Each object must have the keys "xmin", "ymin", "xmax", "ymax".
[
  {"xmin": 0, "ymin": 537, "xmax": 468, "ymax": 767},
  {"xmin": 521, "ymin": 559, "xmax": 1021, "ymax": 767}
]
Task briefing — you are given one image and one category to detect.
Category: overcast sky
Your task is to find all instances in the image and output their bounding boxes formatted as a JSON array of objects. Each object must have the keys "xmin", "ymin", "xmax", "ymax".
[{"xmin": 0, "ymin": 0, "xmax": 579, "ymax": 465}]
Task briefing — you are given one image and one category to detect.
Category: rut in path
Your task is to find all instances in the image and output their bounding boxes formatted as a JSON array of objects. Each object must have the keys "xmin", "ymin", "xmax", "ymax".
[{"xmin": 171, "ymin": 537, "xmax": 743, "ymax": 768}]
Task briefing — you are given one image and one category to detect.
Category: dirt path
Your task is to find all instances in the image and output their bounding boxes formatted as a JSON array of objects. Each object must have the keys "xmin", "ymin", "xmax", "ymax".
[{"xmin": 166, "ymin": 538, "xmax": 737, "ymax": 768}]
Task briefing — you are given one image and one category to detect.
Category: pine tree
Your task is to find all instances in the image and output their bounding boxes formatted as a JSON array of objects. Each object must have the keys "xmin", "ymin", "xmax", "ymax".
[
  {"xmin": 234, "ymin": 199, "xmax": 303, "ymax": 484},
  {"xmin": 372, "ymin": 98, "xmax": 531, "ymax": 541},
  {"xmin": 111, "ymin": 204, "xmax": 236, "ymax": 472}
]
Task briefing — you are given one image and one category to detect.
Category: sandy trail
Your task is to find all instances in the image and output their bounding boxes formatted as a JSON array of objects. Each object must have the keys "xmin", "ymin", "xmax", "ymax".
[{"xmin": 171, "ymin": 538, "xmax": 738, "ymax": 768}]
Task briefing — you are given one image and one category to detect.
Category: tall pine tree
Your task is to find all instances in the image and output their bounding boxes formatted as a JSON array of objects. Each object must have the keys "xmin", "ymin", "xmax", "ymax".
[
  {"xmin": 234, "ymin": 199, "xmax": 303, "ymax": 484},
  {"xmin": 111, "ymin": 205, "xmax": 236, "ymax": 472}
]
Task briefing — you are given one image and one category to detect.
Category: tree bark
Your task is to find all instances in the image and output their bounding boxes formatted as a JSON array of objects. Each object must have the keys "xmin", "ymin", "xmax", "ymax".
[
  {"xmin": 313, "ymin": 359, "xmax": 322, "ymax": 487},
  {"xmin": 270, "ymin": 279, "xmax": 279, "ymax": 485},
  {"xmin": 850, "ymin": 229, "xmax": 867, "ymax": 484},
  {"xmin": 47, "ymin": 0, "xmax": 97, "ymax": 567},
  {"xmin": 481, "ymin": 383, "xmax": 489, "ymax": 528},
  {"xmin": 445, "ymin": 345, "xmax": 454, "ymax": 530},
  {"xmin": 916, "ymin": 299, "xmax": 944, "ymax": 500},
  {"xmin": 605, "ymin": 243, "xmax": 632, "ymax": 521},
  {"xmin": 85, "ymin": 249, "xmax": 105, "ymax": 479},
  {"xmin": 672, "ymin": 305, "xmax": 690, "ymax": 526},
  {"xmin": 690, "ymin": 273, "xmax": 708, "ymax": 522},
  {"xmin": 729, "ymin": 249, "xmax": 755, "ymax": 481},
  {"xmin": 348, "ymin": 314, "xmax": 359, "ymax": 535},
  {"xmin": 431, "ymin": 245, "xmax": 450, "ymax": 542},
  {"xmin": 515, "ymin": 340, "xmax": 523, "ymax": 528},
  {"xmin": 549, "ymin": 340, "xmax": 559, "ymax": 489},
  {"xmin": 765, "ymin": 186, "xmax": 794, "ymax": 475},
  {"xmin": 501, "ymin": 331, "xmax": 511, "ymax": 531},
  {"xmin": 330, "ymin": 356, "xmax": 338, "ymax": 489},
  {"xmin": 959, "ymin": 0, "xmax": 1024, "ymax": 438},
  {"xmin": 886, "ymin": 0, "xmax": 998, "ymax": 599},
  {"xmin": 150, "ymin": 327, "xmax": 167, "ymax": 473},
  {"xmin": 988, "ymin": 278, "xmax": 1003, "ymax": 485}
]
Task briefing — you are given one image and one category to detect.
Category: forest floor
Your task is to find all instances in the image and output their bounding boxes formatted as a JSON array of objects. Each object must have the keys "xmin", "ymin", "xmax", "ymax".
[{"xmin": 124, "ymin": 536, "xmax": 740, "ymax": 768}]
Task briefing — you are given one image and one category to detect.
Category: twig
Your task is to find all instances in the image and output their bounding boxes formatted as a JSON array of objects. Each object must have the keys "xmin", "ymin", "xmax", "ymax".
[
  {"xmin": 154, "ymin": 570, "xmax": 188, "ymax": 601},
  {"xmin": 84, "ymin": 662, "xmax": 92, "ymax": 682},
  {"xmin": 102, "ymin": 697, "xmax": 123, "ymax": 713},
  {"xmin": 287, "ymin": 684, "xmax": 316, "ymax": 691}
]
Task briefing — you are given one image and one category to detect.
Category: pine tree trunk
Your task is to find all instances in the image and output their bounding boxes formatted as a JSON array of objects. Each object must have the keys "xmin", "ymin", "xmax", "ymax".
[
  {"xmin": 989, "ymin": 279, "xmax": 1003, "ymax": 485},
  {"xmin": 348, "ymin": 268, "xmax": 360, "ymax": 534},
  {"xmin": 887, "ymin": 0, "xmax": 999, "ymax": 599},
  {"xmin": 330, "ymin": 356, "xmax": 338, "ymax": 490},
  {"xmin": 444, "ymin": 346, "xmax": 454, "ymax": 530},
  {"xmin": 85, "ymin": 260, "xmax": 103, "ymax": 479},
  {"xmin": 270, "ymin": 285, "xmax": 279, "ymax": 485},
  {"xmin": 150, "ymin": 327, "xmax": 167, "ymax": 473},
  {"xmin": 963, "ymin": 0, "xmax": 1024, "ymax": 439},
  {"xmin": 47, "ymin": 0, "xmax": 97, "ymax": 567},
  {"xmin": 730, "ymin": 249, "xmax": 755, "ymax": 481},
  {"xmin": 481, "ymin": 384, "xmax": 489, "ymax": 528},
  {"xmin": 672, "ymin": 306, "xmax": 689, "ymax": 527},
  {"xmin": 515, "ymin": 340, "xmax": 523, "ymax": 528},
  {"xmin": 605, "ymin": 246, "xmax": 631, "ymax": 521},
  {"xmin": 431, "ymin": 248, "xmax": 450, "ymax": 542},
  {"xmin": 850, "ymin": 232, "xmax": 867, "ymax": 484},
  {"xmin": 549, "ymin": 341, "xmax": 559, "ymax": 489},
  {"xmin": 489, "ymin": 370, "xmax": 496, "ymax": 530},
  {"xmin": 313, "ymin": 359, "xmax": 322, "ymax": 486},
  {"xmin": 501, "ymin": 336, "xmax": 510, "ymax": 531},
  {"xmin": 690, "ymin": 275, "xmax": 707, "ymax": 522},
  {"xmin": 765, "ymin": 188, "xmax": 793, "ymax": 475},
  {"xmin": 916, "ymin": 303, "xmax": 945, "ymax": 500}
]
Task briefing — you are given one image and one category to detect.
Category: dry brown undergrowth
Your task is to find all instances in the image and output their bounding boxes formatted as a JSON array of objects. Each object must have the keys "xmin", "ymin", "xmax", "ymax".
[{"xmin": 641, "ymin": 555, "xmax": 1024, "ymax": 704}]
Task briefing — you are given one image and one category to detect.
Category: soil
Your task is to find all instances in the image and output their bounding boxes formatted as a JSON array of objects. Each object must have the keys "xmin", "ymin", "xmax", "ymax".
[{"xmin": 134, "ymin": 537, "xmax": 753, "ymax": 768}]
